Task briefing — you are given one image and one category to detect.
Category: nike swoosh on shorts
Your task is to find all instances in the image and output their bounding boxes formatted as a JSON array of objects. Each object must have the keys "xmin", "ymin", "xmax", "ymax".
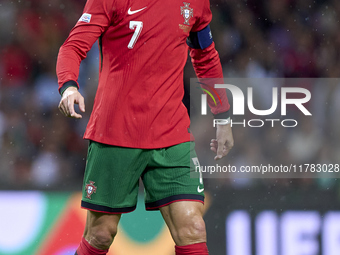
[{"xmin": 197, "ymin": 186, "xmax": 204, "ymax": 193}]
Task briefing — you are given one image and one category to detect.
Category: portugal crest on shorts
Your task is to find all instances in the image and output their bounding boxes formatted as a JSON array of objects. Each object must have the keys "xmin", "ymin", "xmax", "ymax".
[
  {"xmin": 85, "ymin": 181, "xmax": 97, "ymax": 199},
  {"xmin": 181, "ymin": 2, "xmax": 193, "ymax": 25}
]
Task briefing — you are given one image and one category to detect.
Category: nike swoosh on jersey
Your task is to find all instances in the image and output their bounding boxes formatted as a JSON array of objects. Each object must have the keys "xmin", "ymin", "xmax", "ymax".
[
  {"xmin": 128, "ymin": 7, "xmax": 147, "ymax": 15},
  {"xmin": 197, "ymin": 186, "xmax": 204, "ymax": 193}
]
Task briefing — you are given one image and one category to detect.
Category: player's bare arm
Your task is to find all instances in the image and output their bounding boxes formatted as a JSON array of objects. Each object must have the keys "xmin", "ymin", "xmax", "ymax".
[
  {"xmin": 210, "ymin": 123, "xmax": 234, "ymax": 160},
  {"xmin": 58, "ymin": 86, "xmax": 85, "ymax": 119}
]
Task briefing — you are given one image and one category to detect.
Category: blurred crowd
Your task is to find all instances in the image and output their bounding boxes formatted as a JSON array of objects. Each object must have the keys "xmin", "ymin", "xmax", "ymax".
[{"xmin": 0, "ymin": 0, "xmax": 339, "ymax": 190}]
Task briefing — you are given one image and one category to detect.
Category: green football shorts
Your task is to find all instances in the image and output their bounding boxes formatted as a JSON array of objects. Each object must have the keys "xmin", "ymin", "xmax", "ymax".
[{"xmin": 81, "ymin": 140, "xmax": 204, "ymax": 214}]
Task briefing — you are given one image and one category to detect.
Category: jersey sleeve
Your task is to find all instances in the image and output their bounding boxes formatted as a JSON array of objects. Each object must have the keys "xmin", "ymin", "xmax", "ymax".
[
  {"xmin": 189, "ymin": 0, "xmax": 230, "ymax": 117},
  {"xmin": 56, "ymin": 0, "xmax": 115, "ymax": 94},
  {"xmin": 191, "ymin": 0, "xmax": 212, "ymax": 32},
  {"xmin": 189, "ymin": 43, "xmax": 230, "ymax": 117}
]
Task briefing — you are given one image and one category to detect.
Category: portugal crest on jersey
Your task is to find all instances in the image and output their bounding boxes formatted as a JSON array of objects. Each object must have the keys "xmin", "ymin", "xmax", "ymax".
[
  {"xmin": 85, "ymin": 181, "xmax": 97, "ymax": 199},
  {"xmin": 181, "ymin": 2, "xmax": 193, "ymax": 25}
]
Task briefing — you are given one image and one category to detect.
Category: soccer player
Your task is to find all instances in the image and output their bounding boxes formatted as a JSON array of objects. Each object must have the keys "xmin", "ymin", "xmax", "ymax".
[{"xmin": 56, "ymin": 0, "xmax": 233, "ymax": 254}]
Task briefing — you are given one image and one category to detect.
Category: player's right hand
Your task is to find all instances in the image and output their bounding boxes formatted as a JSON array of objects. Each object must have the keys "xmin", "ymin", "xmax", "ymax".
[{"xmin": 58, "ymin": 87, "xmax": 85, "ymax": 119}]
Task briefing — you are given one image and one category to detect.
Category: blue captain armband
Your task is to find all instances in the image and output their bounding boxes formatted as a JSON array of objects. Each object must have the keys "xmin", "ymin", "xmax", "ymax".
[{"xmin": 186, "ymin": 25, "xmax": 213, "ymax": 49}]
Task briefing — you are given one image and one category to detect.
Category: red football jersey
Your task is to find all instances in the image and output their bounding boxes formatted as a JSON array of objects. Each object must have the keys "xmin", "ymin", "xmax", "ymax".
[{"xmin": 57, "ymin": 0, "xmax": 230, "ymax": 148}]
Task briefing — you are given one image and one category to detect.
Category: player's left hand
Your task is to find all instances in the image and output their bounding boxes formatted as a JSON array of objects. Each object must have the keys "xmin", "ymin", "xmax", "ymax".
[{"xmin": 210, "ymin": 123, "xmax": 234, "ymax": 160}]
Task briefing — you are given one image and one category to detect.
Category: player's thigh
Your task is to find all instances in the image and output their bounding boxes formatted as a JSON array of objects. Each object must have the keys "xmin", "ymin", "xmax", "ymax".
[{"xmin": 160, "ymin": 201, "xmax": 206, "ymax": 245}]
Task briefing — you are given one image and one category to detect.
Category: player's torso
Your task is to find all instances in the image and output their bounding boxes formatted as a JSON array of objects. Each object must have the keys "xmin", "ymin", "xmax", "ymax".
[
  {"xmin": 87, "ymin": 0, "xmax": 205, "ymax": 148},
  {"xmin": 100, "ymin": 0, "xmax": 202, "ymax": 67}
]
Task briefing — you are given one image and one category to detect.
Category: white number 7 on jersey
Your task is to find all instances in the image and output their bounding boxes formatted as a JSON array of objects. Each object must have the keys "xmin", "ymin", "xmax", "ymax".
[{"xmin": 128, "ymin": 21, "xmax": 143, "ymax": 49}]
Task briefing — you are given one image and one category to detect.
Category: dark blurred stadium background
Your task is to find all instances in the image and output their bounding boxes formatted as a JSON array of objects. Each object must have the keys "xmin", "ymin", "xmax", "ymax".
[{"xmin": 1, "ymin": 0, "xmax": 340, "ymax": 254}]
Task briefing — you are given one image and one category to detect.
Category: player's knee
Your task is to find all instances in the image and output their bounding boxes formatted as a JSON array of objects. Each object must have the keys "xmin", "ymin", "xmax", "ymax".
[
  {"xmin": 86, "ymin": 227, "xmax": 117, "ymax": 250},
  {"xmin": 176, "ymin": 214, "xmax": 206, "ymax": 244}
]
